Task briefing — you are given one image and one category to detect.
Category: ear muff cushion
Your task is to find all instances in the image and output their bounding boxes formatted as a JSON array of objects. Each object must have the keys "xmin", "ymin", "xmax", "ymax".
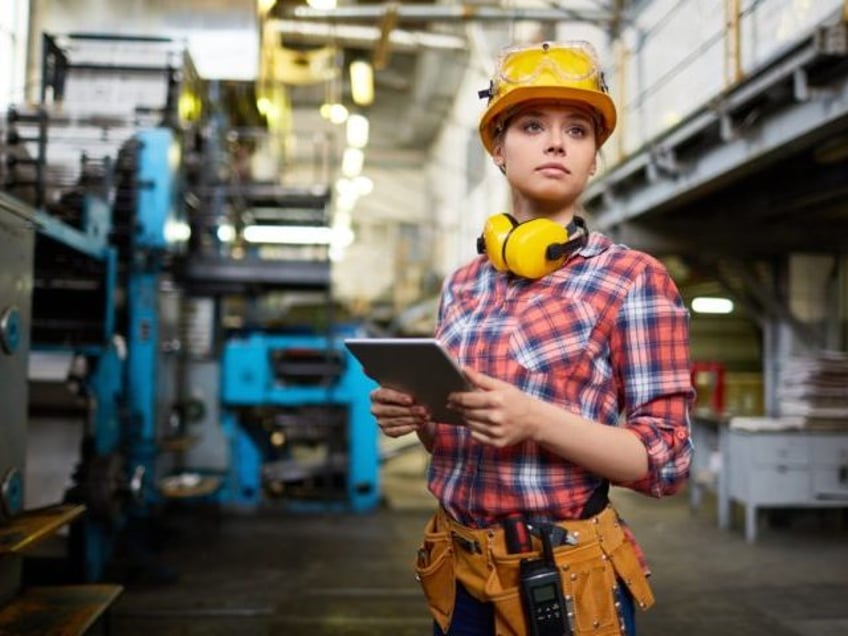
[
  {"xmin": 481, "ymin": 214, "xmax": 518, "ymax": 271},
  {"xmin": 503, "ymin": 217, "xmax": 569, "ymax": 279}
]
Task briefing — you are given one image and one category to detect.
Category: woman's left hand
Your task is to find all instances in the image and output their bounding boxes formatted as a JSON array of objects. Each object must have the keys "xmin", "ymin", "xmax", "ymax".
[{"xmin": 447, "ymin": 367, "xmax": 541, "ymax": 447}]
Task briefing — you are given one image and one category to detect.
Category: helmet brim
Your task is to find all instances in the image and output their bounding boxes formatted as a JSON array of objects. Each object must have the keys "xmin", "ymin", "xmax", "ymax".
[{"xmin": 478, "ymin": 86, "xmax": 617, "ymax": 155}]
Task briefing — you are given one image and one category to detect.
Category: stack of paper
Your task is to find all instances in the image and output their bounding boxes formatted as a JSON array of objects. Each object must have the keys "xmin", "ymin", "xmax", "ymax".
[{"xmin": 778, "ymin": 351, "xmax": 848, "ymax": 428}]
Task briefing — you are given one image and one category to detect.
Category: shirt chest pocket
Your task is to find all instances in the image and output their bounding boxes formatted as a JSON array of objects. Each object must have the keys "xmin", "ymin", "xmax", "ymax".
[{"xmin": 508, "ymin": 294, "xmax": 599, "ymax": 376}]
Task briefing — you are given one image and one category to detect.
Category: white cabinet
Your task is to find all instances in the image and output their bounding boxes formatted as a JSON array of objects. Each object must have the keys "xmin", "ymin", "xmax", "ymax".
[{"xmin": 718, "ymin": 428, "xmax": 848, "ymax": 542}]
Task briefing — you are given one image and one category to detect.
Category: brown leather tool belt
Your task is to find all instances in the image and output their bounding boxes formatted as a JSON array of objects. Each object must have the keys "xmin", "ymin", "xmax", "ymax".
[{"xmin": 414, "ymin": 505, "xmax": 654, "ymax": 635}]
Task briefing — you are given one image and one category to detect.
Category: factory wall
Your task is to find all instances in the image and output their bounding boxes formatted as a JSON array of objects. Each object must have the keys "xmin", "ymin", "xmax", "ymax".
[
  {"xmin": 0, "ymin": 0, "xmax": 30, "ymax": 109},
  {"xmin": 608, "ymin": 0, "xmax": 844, "ymax": 163}
]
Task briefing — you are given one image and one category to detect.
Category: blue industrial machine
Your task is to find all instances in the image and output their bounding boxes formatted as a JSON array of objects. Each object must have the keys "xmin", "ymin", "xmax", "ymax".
[
  {"xmin": 179, "ymin": 177, "xmax": 382, "ymax": 513},
  {"xmin": 220, "ymin": 330, "xmax": 378, "ymax": 512},
  {"xmin": 121, "ymin": 127, "xmax": 185, "ymax": 515},
  {"xmin": 21, "ymin": 126, "xmax": 183, "ymax": 581},
  {"xmin": 3, "ymin": 33, "xmax": 193, "ymax": 583}
]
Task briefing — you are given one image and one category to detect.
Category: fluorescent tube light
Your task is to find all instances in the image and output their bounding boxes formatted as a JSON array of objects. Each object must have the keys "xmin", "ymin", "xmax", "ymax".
[
  {"xmin": 320, "ymin": 102, "xmax": 348, "ymax": 124},
  {"xmin": 341, "ymin": 147, "xmax": 364, "ymax": 177},
  {"xmin": 243, "ymin": 225, "xmax": 334, "ymax": 245},
  {"xmin": 691, "ymin": 297, "xmax": 734, "ymax": 314},
  {"xmin": 350, "ymin": 60, "xmax": 374, "ymax": 106},
  {"xmin": 217, "ymin": 224, "xmax": 236, "ymax": 243},
  {"xmin": 346, "ymin": 114, "xmax": 370, "ymax": 148}
]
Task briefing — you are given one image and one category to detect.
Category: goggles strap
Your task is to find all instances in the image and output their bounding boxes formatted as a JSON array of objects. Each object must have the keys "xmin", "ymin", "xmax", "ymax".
[{"xmin": 477, "ymin": 81, "xmax": 494, "ymax": 101}]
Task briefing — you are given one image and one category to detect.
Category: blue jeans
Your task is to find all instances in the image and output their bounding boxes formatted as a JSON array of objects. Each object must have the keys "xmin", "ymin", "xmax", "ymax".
[{"xmin": 433, "ymin": 580, "xmax": 637, "ymax": 635}]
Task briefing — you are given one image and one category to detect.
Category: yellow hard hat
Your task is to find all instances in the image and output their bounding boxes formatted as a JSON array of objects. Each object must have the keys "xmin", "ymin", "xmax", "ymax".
[{"xmin": 478, "ymin": 41, "xmax": 617, "ymax": 155}]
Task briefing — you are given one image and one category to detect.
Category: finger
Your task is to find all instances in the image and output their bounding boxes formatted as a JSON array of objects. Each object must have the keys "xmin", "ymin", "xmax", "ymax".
[
  {"xmin": 463, "ymin": 367, "xmax": 508, "ymax": 390},
  {"xmin": 379, "ymin": 424, "xmax": 419, "ymax": 438},
  {"xmin": 372, "ymin": 404, "xmax": 431, "ymax": 421},
  {"xmin": 378, "ymin": 417, "xmax": 425, "ymax": 436},
  {"xmin": 467, "ymin": 425, "xmax": 498, "ymax": 445},
  {"xmin": 447, "ymin": 391, "xmax": 492, "ymax": 411},
  {"xmin": 372, "ymin": 404, "xmax": 413, "ymax": 418},
  {"xmin": 468, "ymin": 422, "xmax": 514, "ymax": 447},
  {"xmin": 371, "ymin": 387, "xmax": 414, "ymax": 405}
]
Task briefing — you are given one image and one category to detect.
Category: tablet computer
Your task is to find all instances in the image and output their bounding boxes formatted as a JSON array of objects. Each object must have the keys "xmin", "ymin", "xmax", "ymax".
[{"xmin": 343, "ymin": 337, "xmax": 471, "ymax": 425}]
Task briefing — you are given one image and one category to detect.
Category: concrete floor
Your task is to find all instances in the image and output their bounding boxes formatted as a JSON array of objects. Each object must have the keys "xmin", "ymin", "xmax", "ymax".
[{"xmin": 105, "ymin": 447, "xmax": 848, "ymax": 636}]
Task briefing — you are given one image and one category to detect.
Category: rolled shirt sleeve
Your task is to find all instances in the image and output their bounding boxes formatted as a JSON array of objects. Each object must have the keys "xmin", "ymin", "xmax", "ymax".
[{"xmin": 611, "ymin": 261, "xmax": 695, "ymax": 497}]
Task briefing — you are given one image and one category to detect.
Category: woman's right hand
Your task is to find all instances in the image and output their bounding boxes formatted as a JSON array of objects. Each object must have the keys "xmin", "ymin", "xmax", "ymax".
[{"xmin": 370, "ymin": 386, "xmax": 432, "ymax": 438}]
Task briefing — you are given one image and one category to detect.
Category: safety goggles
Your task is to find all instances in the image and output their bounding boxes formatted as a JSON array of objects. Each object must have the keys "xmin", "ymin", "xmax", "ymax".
[{"xmin": 492, "ymin": 41, "xmax": 608, "ymax": 94}]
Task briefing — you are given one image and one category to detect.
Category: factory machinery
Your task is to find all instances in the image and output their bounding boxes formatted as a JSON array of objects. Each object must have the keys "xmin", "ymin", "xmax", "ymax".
[
  {"xmin": 182, "ymin": 182, "xmax": 378, "ymax": 512},
  {"xmin": 0, "ymin": 32, "xmax": 380, "ymax": 624}
]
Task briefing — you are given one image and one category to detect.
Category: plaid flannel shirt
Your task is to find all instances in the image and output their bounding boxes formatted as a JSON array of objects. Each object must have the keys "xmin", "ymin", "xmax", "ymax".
[{"xmin": 430, "ymin": 231, "xmax": 694, "ymax": 533}]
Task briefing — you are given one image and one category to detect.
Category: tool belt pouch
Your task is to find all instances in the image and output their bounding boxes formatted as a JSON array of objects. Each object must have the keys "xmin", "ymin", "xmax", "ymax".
[
  {"xmin": 414, "ymin": 512, "xmax": 456, "ymax": 633},
  {"xmin": 487, "ymin": 543, "xmax": 620, "ymax": 635},
  {"xmin": 415, "ymin": 507, "xmax": 654, "ymax": 636}
]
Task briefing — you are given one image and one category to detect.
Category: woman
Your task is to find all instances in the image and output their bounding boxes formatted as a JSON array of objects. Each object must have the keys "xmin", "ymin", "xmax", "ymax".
[{"xmin": 370, "ymin": 40, "xmax": 693, "ymax": 636}]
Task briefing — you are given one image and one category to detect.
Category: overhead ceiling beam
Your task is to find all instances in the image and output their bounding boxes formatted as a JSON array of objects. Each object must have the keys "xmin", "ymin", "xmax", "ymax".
[
  {"xmin": 270, "ymin": 19, "xmax": 467, "ymax": 52},
  {"xmin": 286, "ymin": 4, "xmax": 614, "ymax": 25}
]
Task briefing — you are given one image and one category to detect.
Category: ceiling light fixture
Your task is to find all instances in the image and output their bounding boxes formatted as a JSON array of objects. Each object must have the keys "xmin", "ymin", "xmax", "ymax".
[
  {"xmin": 691, "ymin": 297, "xmax": 734, "ymax": 314},
  {"xmin": 352, "ymin": 175, "xmax": 373, "ymax": 196},
  {"xmin": 346, "ymin": 114, "xmax": 370, "ymax": 148},
  {"xmin": 217, "ymin": 224, "xmax": 236, "ymax": 243},
  {"xmin": 349, "ymin": 60, "xmax": 374, "ymax": 106},
  {"xmin": 243, "ymin": 225, "xmax": 334, "ymax": 245},
  {"xmin": 320, "ymin": 102, "xmax": 348, "ymax": 124},
  {"xmin": 307, "ymin": 0, "xmax": 337, "ymax": 9},
  {"xmin": 341, "ymin": 147, "xmax": 364, "ymax": 178}
]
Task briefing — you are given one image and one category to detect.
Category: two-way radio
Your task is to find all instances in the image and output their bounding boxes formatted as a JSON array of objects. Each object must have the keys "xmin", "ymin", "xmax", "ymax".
[{"xmin": 505, "ymin": 518, "xmax": 572, "ymax": 636}]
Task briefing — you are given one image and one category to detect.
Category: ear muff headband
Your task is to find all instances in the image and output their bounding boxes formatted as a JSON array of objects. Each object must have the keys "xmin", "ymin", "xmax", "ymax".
[{"xmin": 476, "ymin": 215, "xmax": 588, "ymax": 279}]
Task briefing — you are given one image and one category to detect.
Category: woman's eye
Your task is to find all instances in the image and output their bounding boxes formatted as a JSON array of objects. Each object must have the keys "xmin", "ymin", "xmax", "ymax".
[
  {"xmin": 568, "ymin": 126, "xmax": 588, "ymax": 137},
  {"xmin": 521, "ymin": 120, "xmax": 543, "ymax": 132}
]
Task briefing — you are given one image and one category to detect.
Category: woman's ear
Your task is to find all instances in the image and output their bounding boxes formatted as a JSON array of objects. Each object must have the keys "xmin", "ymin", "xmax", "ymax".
[
  {"xmin": 493, "ymin": 146, "xmax": 506, "ymax": 173},
  {"xmin": 589, "ymin": 155, "xmax": 597, "ymax": 176}
]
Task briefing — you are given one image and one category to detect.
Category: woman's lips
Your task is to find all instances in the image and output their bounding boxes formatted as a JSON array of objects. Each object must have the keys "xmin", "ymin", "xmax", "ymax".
[{"xmin": 535, "ymin": 162, "xmax": 570, "ymax": 174}]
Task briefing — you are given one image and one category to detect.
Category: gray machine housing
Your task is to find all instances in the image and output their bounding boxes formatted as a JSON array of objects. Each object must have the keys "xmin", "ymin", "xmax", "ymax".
[{"xmin": 0, "ymin": 196, "xmax": 35, "ymax": 603}]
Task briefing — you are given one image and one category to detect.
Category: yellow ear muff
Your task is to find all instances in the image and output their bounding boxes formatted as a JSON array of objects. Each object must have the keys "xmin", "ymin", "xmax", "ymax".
[
  {"xmin": 477, "ymin": 214, "xmax": 587, "ymax": 279},
  {"xmin": 503, "ymin": 218, "xmax": 569, "ymax": 279},
  {"xmin": 477, "ymin": 213, "xmax": 518, "ymax": 272}
]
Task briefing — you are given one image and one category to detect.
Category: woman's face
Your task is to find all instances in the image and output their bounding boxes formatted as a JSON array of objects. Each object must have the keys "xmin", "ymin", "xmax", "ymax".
[{"xmin": 493, "ymin": 101, "xmax": 598, "ymax": 219}]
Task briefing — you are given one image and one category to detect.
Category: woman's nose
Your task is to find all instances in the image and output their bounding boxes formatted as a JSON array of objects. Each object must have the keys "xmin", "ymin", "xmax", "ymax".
[{"xmin": 545, "ymin": 131, "xmax": 566, "ymax": 154}]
